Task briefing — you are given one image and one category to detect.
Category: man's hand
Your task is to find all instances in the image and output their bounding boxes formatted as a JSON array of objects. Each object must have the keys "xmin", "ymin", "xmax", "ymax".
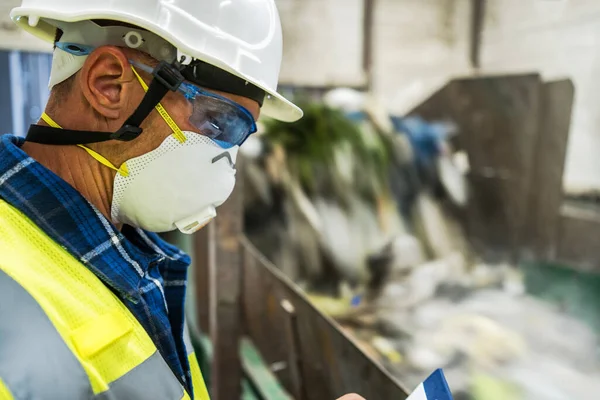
[{"xmin": 336, "ymin": 394, "xmax": 365, "ymax": 400}]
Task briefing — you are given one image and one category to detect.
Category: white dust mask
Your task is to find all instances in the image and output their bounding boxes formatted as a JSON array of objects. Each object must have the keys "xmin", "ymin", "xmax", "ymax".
[{"xmin": 111, "ymin": 131, "xmax": 238, "ymax": 233}]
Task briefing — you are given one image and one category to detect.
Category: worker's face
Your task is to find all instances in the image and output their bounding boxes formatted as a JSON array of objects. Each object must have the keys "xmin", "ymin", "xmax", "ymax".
[{"xmin": 80, "ymin": 46, "xmax": 260, "ymax": 166}]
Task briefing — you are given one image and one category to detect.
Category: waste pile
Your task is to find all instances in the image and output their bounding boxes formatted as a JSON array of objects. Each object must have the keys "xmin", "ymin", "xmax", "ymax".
[{"xmin": 240, "ymin": 89, "xmax": 600, "ymax": 400}]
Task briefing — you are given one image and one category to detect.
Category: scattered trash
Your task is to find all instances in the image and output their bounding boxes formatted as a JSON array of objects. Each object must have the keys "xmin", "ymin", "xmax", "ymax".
[
  {"xmin": 371, "ymin": 336, "xmax": 403, "ymax": 364},
  {"xmin": 242, "ymin": 96, "xmax": 600, "ymax": 400}
]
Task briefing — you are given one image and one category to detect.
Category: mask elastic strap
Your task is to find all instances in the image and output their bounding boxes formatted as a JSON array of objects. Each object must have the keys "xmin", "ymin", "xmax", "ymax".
[
  {"xmin": 40, "ymin": 113, "xmax": 129, "ymax": 177},
  {"xmin": 77, "ymin": 146, "xmax": 130, "ymax": 177},
  {"xmin": 40, "ymin": 112, "xmax": 62, "ymax": 129},
  {"xmin": 130, "ymin": 66, "xmax": 187, "ymax": 144}
]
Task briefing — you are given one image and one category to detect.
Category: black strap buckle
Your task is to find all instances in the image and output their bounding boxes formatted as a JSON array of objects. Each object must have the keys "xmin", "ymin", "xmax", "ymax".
[
  {"xmin": 152, "ymin": 61, "xmax": 184, "ymax": 92},
  {"xmin": 111, "ymin": 61, "xmax": 183, "ymax": 142},
  {"xmin": 111, "ymin": 125, "xmax": 143, "ymax": 141}
]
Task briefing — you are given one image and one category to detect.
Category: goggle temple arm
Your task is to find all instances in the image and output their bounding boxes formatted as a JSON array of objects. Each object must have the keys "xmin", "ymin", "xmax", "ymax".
[{"xmin": 112, "ymin": 60, "xmax": 185, "ymax": 141}]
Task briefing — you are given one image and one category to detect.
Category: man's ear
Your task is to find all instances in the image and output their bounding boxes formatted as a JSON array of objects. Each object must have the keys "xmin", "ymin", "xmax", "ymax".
[{"xmin": 79, "ymin": 46, "xmax": 137, "ymax": 120}]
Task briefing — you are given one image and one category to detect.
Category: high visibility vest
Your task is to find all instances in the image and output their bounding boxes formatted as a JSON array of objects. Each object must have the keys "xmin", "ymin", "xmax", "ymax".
[{"xmin": 0, "ymin": 199, "xmax": 210, "ymax": 400}]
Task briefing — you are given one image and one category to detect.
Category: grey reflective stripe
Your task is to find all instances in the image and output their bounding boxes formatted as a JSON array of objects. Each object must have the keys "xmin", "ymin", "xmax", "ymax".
[
  {"xmin": 0, "ymin": 269, "xmax": 185, "ymax": 400},
  {"xmin": 183, "ymin": 320, "xmax": 194, "ymax": 356},
  {"xmin": 95, "ymin": 351, "xmax": 184, "ymax": 400},
  {"xmin": 0, "ymin": 269, "xmax": 94, "ymax": 400}
]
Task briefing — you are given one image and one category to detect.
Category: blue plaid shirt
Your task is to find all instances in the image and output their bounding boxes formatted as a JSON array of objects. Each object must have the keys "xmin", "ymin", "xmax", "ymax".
[{"xmin": 0, "ymin": 134, "xmax": 194, "ymax": 394}]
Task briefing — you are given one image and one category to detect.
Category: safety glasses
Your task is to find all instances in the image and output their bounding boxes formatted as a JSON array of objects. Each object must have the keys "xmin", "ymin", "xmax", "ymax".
[
  {"xmin": 131, "ymin": 61, "xmax": 257, "ymax": 149},
  {"xmin": 178, "ymin": 81, "xmax": 257, "ymax": 148}
]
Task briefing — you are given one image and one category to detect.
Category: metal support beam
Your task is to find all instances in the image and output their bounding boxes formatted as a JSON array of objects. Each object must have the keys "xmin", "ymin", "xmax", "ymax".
[
  {"xmin": 362, "ymin": 0, "xmax": 375, "ymax": 90},
  {"xmin": 0, "ymin": 51, "xmax": 14, "ymax": 135},
  {"xmin": 209, "ymin": 157, "xmax": 245, "ymax": 400},
  {"xmin": 470, "ymin": 0, "xmax": 485, "ymax": 69},
  {"xmin": 194, "ymin": 223, "xmax": 212, "ymax": 332}
]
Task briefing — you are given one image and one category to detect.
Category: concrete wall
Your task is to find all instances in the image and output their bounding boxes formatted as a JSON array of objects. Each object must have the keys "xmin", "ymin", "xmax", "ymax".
[
  {"xmin": 280, "ymin": 0, "xmax": 600, "ymax": 191},
  {"xmin": 478, "ymin": 0, "xmax": 600, "ymax": 191},
  {"xmin": 0, "ymin": 0, "xmax": 51, "ymax": 53},
  {"xmin": 372, "ymin": 0, "xmax": 471, "ymax": 115},
  {"xmin": 278, "ymin": 0, "xmax": 473, "ymax": 114},
  {"xmin": 277, "ymin": 0, "xmax": 366, "ymax": 87}
]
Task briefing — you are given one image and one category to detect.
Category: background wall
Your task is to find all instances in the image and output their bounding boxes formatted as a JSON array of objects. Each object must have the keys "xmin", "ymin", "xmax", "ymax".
[
  {"xmin": 280, "ymin": 0, "xmax": 600, "ymax": 191},
  {"xmin": 372, "ymin": 0, "xmax": 471, "ymax": 115},
  {"xmin": 0, "ymin": 1, "xmax": 51, "ymax": 53},
  {"xmin": 277, "ymin": 0, "xmax": 366, "ymax": 87},
  {"xmin": 0, "ymin": 50, "xmax": 52, "ymax": 137},
  {"xmin": 0, "ymin": 0, "xmax": 599, "ymax": 190},
  {"xmin": 477, "ymin": 0, "xmax": 600, "ymax": 191}
]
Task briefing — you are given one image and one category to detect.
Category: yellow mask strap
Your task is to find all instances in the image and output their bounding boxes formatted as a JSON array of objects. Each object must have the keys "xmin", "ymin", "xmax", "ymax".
[
  {"xmin": 76, "ymin": 145, "xmax": 129, "ymax": 177},
  {"xmin": 40, "ymin": 112, "xmax": 129, "ymax": 177},
  {"xmin": 40, "ymin": 112, "xmax": 61, "ymax": 128},
  {"xmin": 130, "ymin": 66, "xmax": 187, "ymax": 144}
]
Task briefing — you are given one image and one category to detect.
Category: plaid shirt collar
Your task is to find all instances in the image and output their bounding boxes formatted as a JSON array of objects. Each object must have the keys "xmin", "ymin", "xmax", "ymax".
[{"xmin": 0, "ymin": 134, "xmax": 194, "ymax": 393}]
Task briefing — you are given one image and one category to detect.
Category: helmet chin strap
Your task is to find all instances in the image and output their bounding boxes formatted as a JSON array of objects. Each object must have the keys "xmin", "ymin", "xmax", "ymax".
[{"xmin": 25, "ymin": 60, "xmax": 185, "ymax": 146}]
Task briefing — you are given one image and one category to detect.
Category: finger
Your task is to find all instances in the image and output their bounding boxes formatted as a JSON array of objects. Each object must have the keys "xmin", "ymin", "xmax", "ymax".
[{"xmin": 336, "ymin": 394, "xmax": 366, "ymax": 400}]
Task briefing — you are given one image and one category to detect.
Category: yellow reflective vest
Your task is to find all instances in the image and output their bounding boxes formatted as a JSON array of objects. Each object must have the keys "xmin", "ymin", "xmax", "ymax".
[{"xmin": 0, "ymin": 199, "xmax": 209, "ymax": 400}]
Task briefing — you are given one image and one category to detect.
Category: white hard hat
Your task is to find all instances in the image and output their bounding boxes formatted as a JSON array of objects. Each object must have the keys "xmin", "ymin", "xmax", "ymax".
[{"xmin": 10, "ymin": 0, "xmax": 302, "ymax": 122}]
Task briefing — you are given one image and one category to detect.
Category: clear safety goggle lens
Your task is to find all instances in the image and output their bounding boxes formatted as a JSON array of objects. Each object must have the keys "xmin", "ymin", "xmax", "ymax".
[
  {"xmin": 179, "ymin": 82, "xmax": 257, "ymax": 149},
  {"xmin": 128, "ymin": 59, "xmax": 257, "ymax": 149}
]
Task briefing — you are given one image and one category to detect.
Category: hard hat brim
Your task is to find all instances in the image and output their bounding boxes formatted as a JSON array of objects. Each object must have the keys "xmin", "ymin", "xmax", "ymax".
[{"xmin": 261, "ymin": 90, "xmax": 303, "ymax": 123}]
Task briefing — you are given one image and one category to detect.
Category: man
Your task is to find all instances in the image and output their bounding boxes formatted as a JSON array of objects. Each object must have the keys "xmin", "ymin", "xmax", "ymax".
[{"xmin": 0, "ymin": 0, "xmax": 363, "ymax": 399}]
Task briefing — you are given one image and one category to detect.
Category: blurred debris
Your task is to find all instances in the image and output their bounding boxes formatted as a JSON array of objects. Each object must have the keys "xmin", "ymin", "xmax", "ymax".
[
  {"xmin": 371, "ymin": 336, "xmax": 403, "ymax": 364},
  {"xmin": 244, "ymin": 97, "xmax": 403, "ymax": 291},
  {"xmin": 242, "ymin": 91, "xmax": 600, "ymax": 400}
]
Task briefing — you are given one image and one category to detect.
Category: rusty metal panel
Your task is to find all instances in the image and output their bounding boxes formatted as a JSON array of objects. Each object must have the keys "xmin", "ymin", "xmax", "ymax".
[
  {"xmin": 449, "ymin": 75, "xmax": 542, "ymax": 262},
  {"xmin": 463, "ymin": 172, "xmax": 516, "ymax": 257},
  {"xmin": 241, "ymin": 244, "xmax": 294, "ymax": 392},
  {"xmin": 411, "ymin": 74, "xmax": 543, "ymax": 261},
  {"xmin": 524, "ymin": 79, "xmax": 574, "ymax": 261},
  {"xmin": 241, "ymin": 237, "xmax": 410, "ymax": 399},
  {"xmin": 556, "ymin": 205, "xmax": 600, "ymax": 273},
  {"xmin": 193, "ymin": 224, "xmax": 212, "ymax": 332},
  {"xmin": 408, "ymin": 83, "xmax": 454, "ymax": 122}
]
